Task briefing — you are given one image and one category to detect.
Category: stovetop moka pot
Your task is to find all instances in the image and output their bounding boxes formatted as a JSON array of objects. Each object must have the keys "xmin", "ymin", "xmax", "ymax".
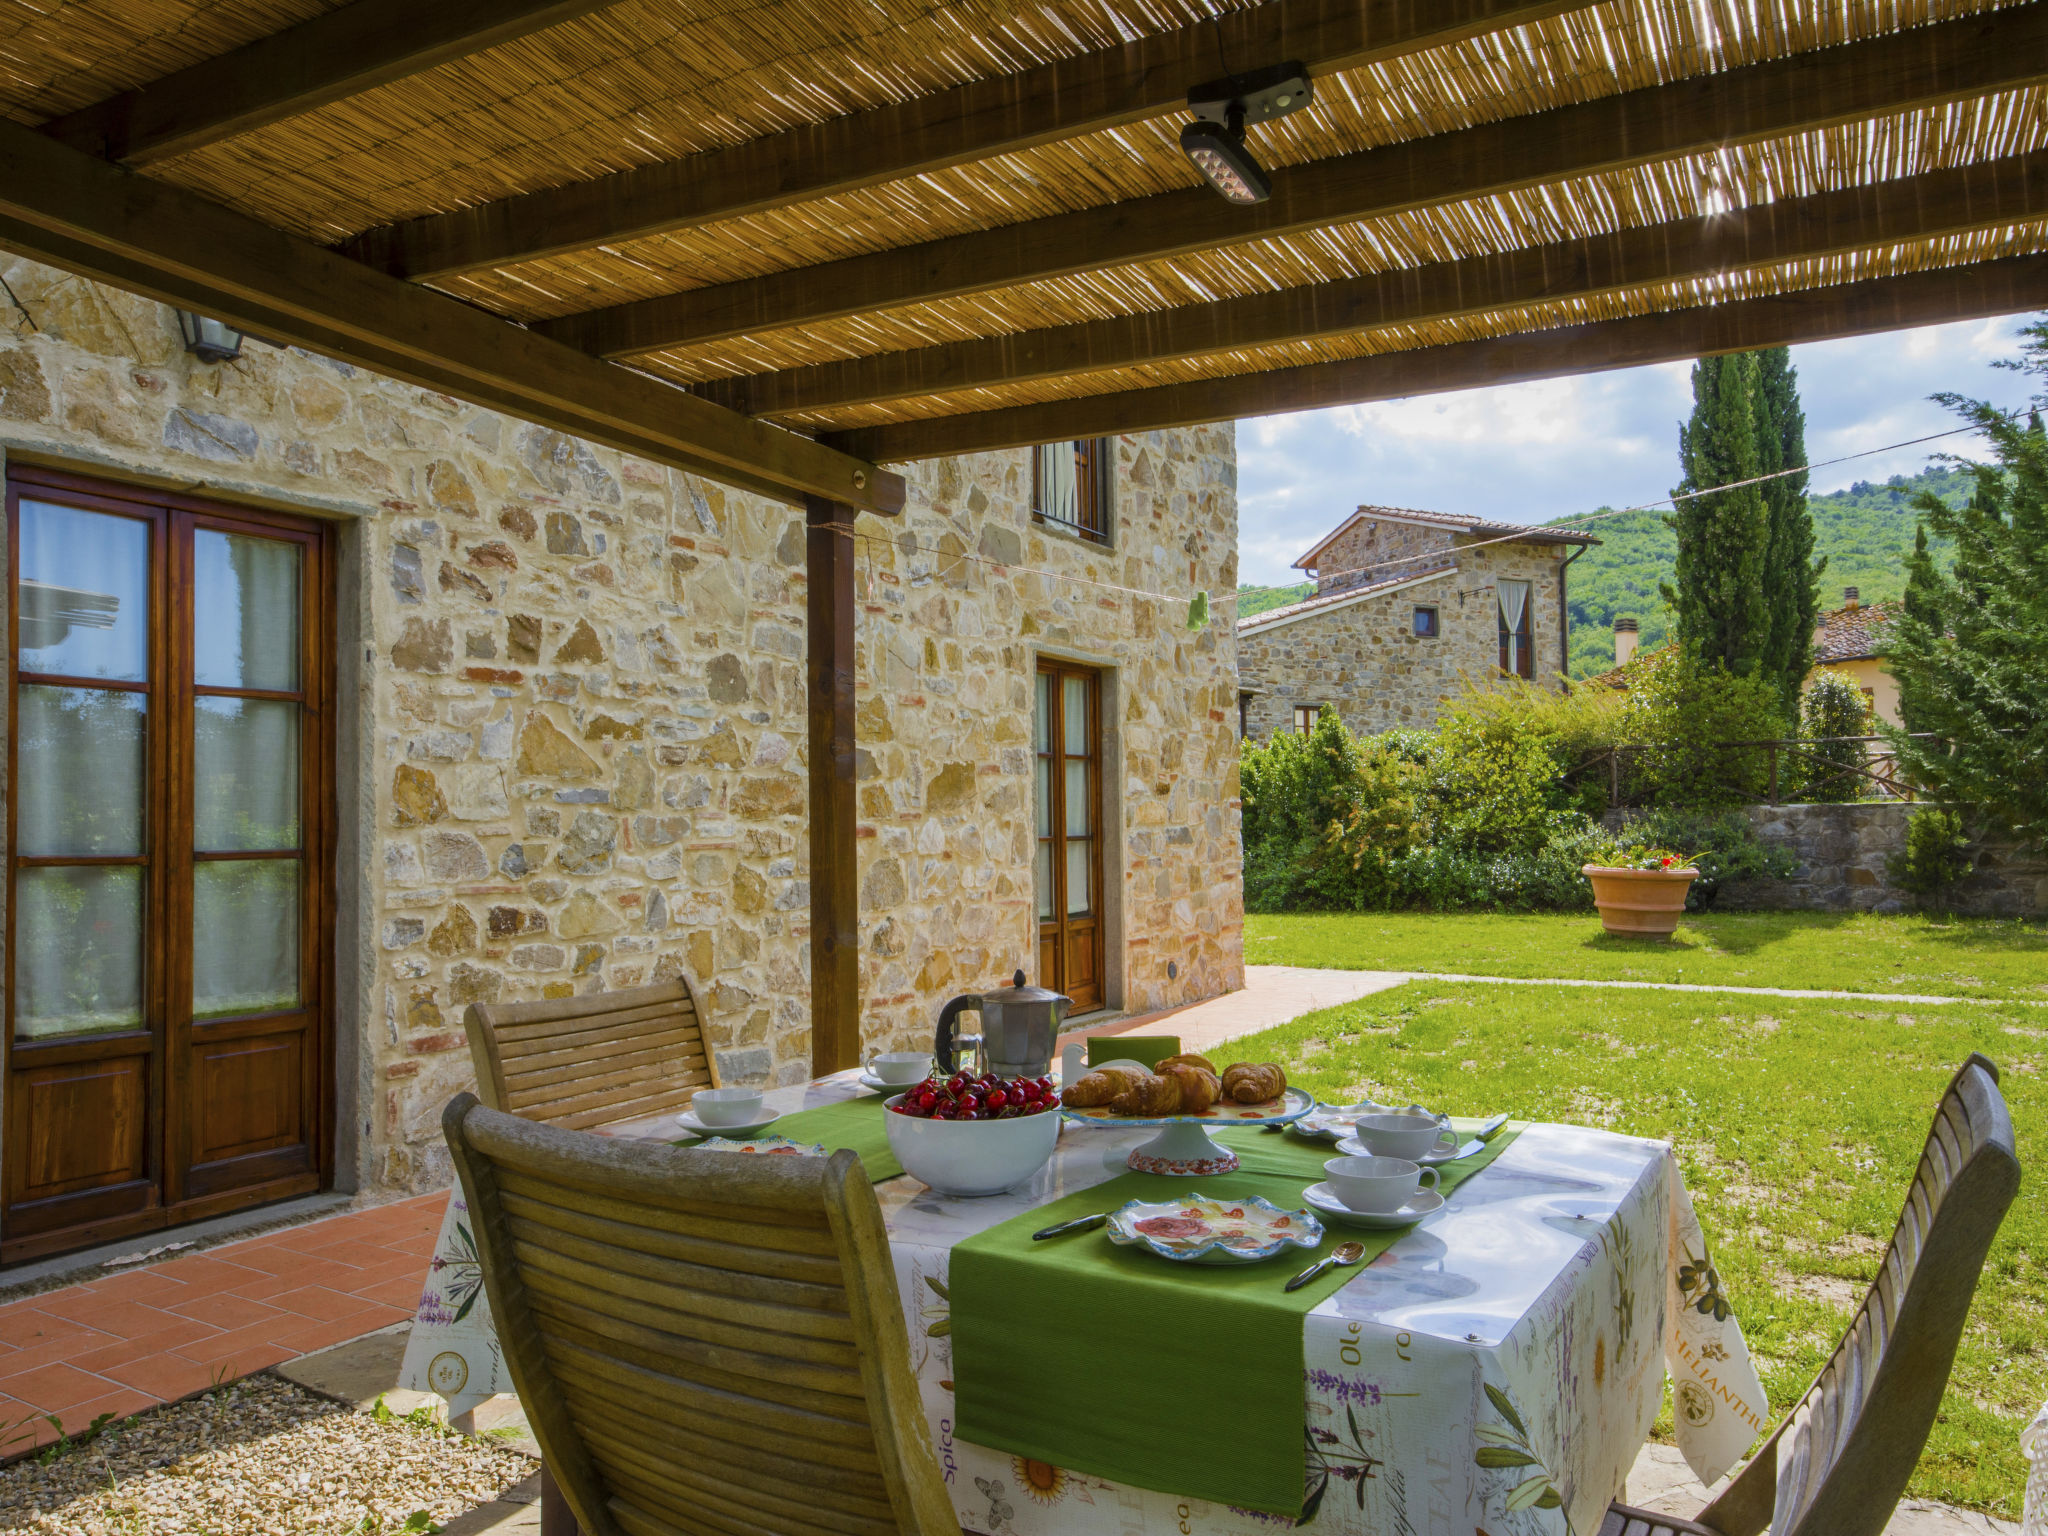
[{"xmin": 935, "ymin": 971, "xmax": 1071, "ymax": 1079}]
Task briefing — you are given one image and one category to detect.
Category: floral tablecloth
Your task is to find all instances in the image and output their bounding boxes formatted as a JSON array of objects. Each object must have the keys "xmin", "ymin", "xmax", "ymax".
[{"xmin": 401, "ymin": 1074, "xmax": 1766, "ymax": 1535}]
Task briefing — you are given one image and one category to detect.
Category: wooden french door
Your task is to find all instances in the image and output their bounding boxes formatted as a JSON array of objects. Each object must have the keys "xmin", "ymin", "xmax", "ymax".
[
  {"xmin": 4, "ymin": 468, "xmax": 331, "ymax": 1263},
  {"xmin": 1034, "ymin": 661, "xmax": 1104, "ymax": 1012}
]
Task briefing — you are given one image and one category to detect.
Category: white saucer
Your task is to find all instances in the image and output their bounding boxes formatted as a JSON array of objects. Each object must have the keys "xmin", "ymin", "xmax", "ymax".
[
  {"xmin": 859, "ymin": 1071, "xmax": 929, "ymax": 1094},
  {"xmin": 1301, "ymin": 1183, "xmax": 1445, "ymax": 1229},
  {"xmin": 677, "ymin": 1107, "xmax": 781, "ymax": 1138},
  {"xmin": 1334, "ymin": 1134, "xmax": 1460, "ymax": 1166}
]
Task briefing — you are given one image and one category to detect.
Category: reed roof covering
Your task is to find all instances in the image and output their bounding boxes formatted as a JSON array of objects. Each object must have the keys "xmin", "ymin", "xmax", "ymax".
[{"xmin": 6, "ymin": 0, "xmax": 2048, "ymax": 475}]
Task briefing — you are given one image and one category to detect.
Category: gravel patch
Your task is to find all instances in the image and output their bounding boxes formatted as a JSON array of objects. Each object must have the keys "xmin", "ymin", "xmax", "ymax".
[{"xmin": 0, "ymin": 1373, "xmax": 531, "ymax": 1534}]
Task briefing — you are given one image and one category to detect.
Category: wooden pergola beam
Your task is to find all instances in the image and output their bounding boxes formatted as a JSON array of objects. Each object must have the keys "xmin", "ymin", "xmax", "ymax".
[
  {"xmin": 824, "ymin": 254, "xmax": 2048, "ymax": 462},
  {"xmin": 0, "ymin": 118, "xmax": 900, "ymax": 513},
  {"xmin": 538, "ymin": 2, "xmax": 2048, "ymax": 360},
  {"xmin": 339, "ymin": 0, "xmax": 1597, "ymax": 281},
  {"xmin": 698, "ymin": 151, "xmax": 2048, "ymax": 418},
  {"xmin": 41, "ymin": 0, "xmax": 617, "ymax": 167}
]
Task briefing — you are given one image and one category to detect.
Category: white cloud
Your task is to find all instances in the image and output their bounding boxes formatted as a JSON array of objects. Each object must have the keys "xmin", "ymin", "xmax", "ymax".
[{"xmin": 1235, "ymin": 314, "xmax": 2042, "ymax": 587}]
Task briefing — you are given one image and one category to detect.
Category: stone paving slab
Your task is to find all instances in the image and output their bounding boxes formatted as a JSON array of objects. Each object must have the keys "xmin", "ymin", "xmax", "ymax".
[{"xmin": 1625, "ymin": 1442, "xmax": 2018, "ymax": 1536}]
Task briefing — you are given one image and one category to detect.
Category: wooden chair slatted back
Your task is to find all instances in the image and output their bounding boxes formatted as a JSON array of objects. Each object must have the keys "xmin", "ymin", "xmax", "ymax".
[
  {"xmin": 464, "ymin": 978, "xmax": 718, "ymax": 1130},
  {"xmin": 1698, "ymin": 1053, "xmax": 2019, "ymax": 1536},
  {"xmin": 443, "ymin": 1094, "xmax": 959, "ymax": 1536}
]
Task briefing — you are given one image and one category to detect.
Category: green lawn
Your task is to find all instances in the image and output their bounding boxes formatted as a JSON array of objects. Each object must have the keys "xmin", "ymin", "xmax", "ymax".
[
  {"xmin": 1248, "ymin": 910, "xmax": 2048, "ymax": 1001},
  {"xmin": 1227, "ymin": 979, "xmax": 2047, "ymax": 1515}
]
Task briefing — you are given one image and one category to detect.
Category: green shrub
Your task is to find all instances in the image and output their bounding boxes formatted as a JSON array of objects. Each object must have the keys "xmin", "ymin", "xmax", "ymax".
[
  {"xmin": 1798, "ymin": 669, "xmax": 1873, "ymax": 802},
  {"xmin": 1885, "ymin": 807, "xmax": 1975, "ymax": 909},
  {"xmin": 1618, "ymin": 807, "xmax": 1797, "ymax": 909},
  {"xmin": 1429, "ymin": 704, "xmax": 1566, "ymax": 855},
  {"xmin": 1240, "ymin": 710, "xmax": 1383, "ymax": 911},
  {"xmin": 1323, "ymin": 749, "xmax": 1430, "ymax": 910},
  {"xmin": 1618, "ymin": 643, "xmax": 1790, "ymax": 807}
]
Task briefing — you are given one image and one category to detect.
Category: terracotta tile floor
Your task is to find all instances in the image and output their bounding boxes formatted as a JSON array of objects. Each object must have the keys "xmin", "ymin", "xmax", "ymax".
[{"xmin": 0, "ymin": 1193, "xmax": 444, "ymax": 1453}]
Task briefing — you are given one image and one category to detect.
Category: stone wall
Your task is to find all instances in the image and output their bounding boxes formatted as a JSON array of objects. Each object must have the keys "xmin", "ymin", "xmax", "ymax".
[
  {"xmin": 1237, "ymin": 537, "xmax": 1569, "ymax": 739},
  {"xmin": 0, "ymin": 252, "xmax": 1244, "ymax": 1196},
  {"xmin": 1306, "ymin": 516, "xmax": 1452, "ymax": 595},
  {"xmin": 1714, "ymin": 802, "xmax": 2048, "ymax": 917}
]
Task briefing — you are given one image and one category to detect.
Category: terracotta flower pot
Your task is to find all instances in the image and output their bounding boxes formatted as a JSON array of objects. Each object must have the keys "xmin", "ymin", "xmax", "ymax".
[{"xmin": 1582, "ymin": 865, "xmax": 1700, "ymax": 937}]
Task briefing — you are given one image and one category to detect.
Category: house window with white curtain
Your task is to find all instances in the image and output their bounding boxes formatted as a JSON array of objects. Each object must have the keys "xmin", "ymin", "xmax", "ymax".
[
  {"xmin": 1033, "ymin": 439, "xmax": 1111, "ymax": 544},
  {"xmin": 1497, "ymin": 579, "xmax": 1534, "ymax": 679}
]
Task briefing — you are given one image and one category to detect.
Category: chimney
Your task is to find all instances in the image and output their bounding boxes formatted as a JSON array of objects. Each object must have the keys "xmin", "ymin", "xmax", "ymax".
[
  {"xmin": 1613, "ymin": 616, "xmax": 1639, "ymax": 667},
  {"xmin": 1843, "ymin": 586, "xmax": 1860, "ymax": 611}
]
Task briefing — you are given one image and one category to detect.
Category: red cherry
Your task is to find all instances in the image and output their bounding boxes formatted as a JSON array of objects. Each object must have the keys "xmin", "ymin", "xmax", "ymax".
[
  {"xmin": 986, "ymin": 1088, "xmax": 1008, "ymax": 1109},
  {"xmin": 956, "ymin": 1093, "xmax": 981, "ymax": 1113},
  {"xmin": 1023, "ymin": 1099, "xmax": 1048, "ymax": 1115}
]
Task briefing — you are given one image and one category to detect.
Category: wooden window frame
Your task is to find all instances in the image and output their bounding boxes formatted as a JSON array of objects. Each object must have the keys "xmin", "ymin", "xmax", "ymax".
[
  {"xmin": 1412, "ymin": 605, "xmax": 1440, "ymax": 638},
  {"xmin": 1294, "ymin": 703, "xmax": 1322, "ymax": 735},
  {"xmin": 1035, "ymin": 660, "xmax": 1104, "ymax": 1012},
  {"xmin": 1498, "ymin": 586, "xmax": 1535, "ymax": 679},
  {"xmin": 3, "ymin": 464, "xmax": 336, "ymax": 1262},
  {"xmin": 1032, "ymin": 438, "xmax": 1113, "ymax": 546}
]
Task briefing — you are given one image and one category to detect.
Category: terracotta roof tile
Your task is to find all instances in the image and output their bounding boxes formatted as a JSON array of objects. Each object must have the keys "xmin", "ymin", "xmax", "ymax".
[
  {"xmin": 1237, "ymin": 564, "xmax": 1458, "ymax": 633},
  {"xmin": 1814, "ymin": 600, "xmax": 1897, "ymax": 663}
]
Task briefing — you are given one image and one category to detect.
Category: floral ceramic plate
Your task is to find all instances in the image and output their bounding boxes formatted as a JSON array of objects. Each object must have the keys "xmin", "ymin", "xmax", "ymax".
[
  {"xmin": 681, "ymin": 1135, "xmax": 824, "ymax": 1156},
  {"xmin": 1061, "ymin": 1085, "xmax": 1314, "ymax": 1130},
  {"xmin": 1289, "ymin": 1101, "xmax": 1389, "ymax": 1141},
  {"xmin": 1105, "ymin": 1192, "xmax": 1324, "ymax": 1264}
]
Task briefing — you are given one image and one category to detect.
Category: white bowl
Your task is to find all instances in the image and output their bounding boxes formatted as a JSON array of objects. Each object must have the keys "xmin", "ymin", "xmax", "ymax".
[
  {"xmin": 693, "ymin": 1087, "xmax": 766, "ymax": 1127},
  {"xmin": 883, "ymin": 1097, "xmax": 1061, "ymax": 1196}
]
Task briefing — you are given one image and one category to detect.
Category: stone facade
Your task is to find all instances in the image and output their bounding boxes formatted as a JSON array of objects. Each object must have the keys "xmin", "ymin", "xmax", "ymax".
[
  {"xmin": 0, "ymin": 253, "xmax": 1244, "ymax": 1197},
  {"xmin": 1238, "ymin": 522, "xmax": 1575, "ymax": 739},
  {"xmin": 1714, "ymin": 802, "xmax": 2048, "ymax": 917}
]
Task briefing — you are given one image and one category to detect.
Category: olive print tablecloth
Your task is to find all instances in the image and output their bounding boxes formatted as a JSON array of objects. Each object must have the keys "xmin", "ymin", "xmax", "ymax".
[{"xmin": 400, "ymin": 1073, "xmax": 1766, "ymax": 1536}]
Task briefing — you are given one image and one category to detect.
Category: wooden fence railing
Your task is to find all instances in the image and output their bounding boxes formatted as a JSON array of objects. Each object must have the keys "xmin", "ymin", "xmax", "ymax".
[{"xmin": 1576, "ymin": 733, "xmax": 1939, "ymax": 809}]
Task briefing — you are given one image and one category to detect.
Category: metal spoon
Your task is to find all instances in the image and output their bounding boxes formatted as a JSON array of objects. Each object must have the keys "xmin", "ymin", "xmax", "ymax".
[{"xmin": 1285, "ymin": 1239, "xmax": 1366, "ymax": 1293}]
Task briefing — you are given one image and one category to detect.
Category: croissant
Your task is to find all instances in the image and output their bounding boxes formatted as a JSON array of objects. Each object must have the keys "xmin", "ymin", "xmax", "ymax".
[
  {"xmin": 1220, "ymin": 1063, "xmax": 1287, "ymax": 1105},
  {"xmin": 1109, "ymin": 1071, "xmax": 1184, "ymax": 1116},
  {"xmin": 1159, "ymin": 1062, "xmax": 1220, "ymax": 1114},
  {"xmin": 1061, "ymin": 1066, "xmax": 1150, "ymax": 1109},
  {"xmin": 1157, "ymin": 1052, "xmax": 1218, "ymax": 1077}
]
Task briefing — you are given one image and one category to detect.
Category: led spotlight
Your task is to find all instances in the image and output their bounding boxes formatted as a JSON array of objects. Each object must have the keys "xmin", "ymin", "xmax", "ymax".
[{"xmin": 1180, "ymin": 62, "xmax": 1312, "ymax": 206}]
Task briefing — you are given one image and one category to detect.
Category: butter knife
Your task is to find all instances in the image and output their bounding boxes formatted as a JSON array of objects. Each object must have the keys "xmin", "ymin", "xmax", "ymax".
[
  {"xmin": 1032, "ymin": 1213, "xmax": 1108, "ymax": 1241},
  {"xmin": 1451, "ymin": 1112, "xmax": 1513, "ymax": 1161}
]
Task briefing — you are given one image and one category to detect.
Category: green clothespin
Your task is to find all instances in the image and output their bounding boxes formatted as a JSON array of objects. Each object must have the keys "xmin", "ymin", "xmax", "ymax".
[{"xmin": 1186, "ymin": 589, "xmax": 1210, "ymax": 631}]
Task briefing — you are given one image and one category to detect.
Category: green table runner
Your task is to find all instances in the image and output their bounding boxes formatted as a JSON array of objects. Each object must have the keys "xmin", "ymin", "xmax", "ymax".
[
  {"xmin": 949, "ymin": 1119, "xmax": 1524, "ymax": 1517},
  {"xmin": 681, "ymin": 1094, "xmax": 904, "ymax": 1184}
]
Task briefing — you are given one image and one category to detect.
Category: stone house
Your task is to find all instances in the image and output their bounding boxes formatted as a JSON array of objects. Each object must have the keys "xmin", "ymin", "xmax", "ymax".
[
  {"xmin": 1809, "ymin": 589, "xmax": 1900, "ymax": 726},
  {"xmin": 1237, "ymin": 505, "xmax": 1595, "ymax": 739},
  {"xmin": 0, "ymin": 254, "xmax": 1243, "ymax": 1261}
]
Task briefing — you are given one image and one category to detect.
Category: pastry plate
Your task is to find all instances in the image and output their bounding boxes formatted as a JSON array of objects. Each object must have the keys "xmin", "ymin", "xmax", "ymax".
[
  {"xmin": 1301, "ymin": 1183, "xmax": 1444, "ymax": 1230},
  {"xmin": 681, "ymin": 1134, "xmax": 824, "ymax": 1156},
  {"xmin": 1106, "ymin": 1193, "xmax": 1324, "ymax": 1264},
  {"xmin": 1061, "ymin": 1084, "xmax": 1313, "ymax": 1130},
  {"xmin": 1333, "ymin": 1132, "xmax": 1460, "ymax": 1166},
  {"xmin": 676, "ymin": 1108, "xmax": 782, "ymax": 1138}
]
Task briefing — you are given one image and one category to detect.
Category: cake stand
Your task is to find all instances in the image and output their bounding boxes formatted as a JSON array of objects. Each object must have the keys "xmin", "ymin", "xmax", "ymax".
[{"xmin": 1060, "ymin": 1086, "xmax": 1313, "ymax": 1175}]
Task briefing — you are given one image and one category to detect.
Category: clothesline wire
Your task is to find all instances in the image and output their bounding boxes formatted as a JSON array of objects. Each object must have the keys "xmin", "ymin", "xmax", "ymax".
[{"xmin": 821, "ymin": 422, "xmax": 1983, "ymax": 612}]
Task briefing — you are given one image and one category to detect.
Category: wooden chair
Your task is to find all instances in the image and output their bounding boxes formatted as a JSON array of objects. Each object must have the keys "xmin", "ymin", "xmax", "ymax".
[
  {"xmin": 441, "ymin": 1092, "xmax": 958, "ymax": 1536},
  {"xmin": 462, "ymin": 978, "xmax": 719, "ymax": 1131},
  {"xmin": 1601, "ymin": 1052, "xmax": 2020, "ymax": 1536}
]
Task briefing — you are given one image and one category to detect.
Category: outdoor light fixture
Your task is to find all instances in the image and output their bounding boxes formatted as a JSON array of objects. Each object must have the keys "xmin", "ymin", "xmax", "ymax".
[
  {"xmin": 1180, "ymin": 61, "xmax": 1312, "ymax": 205},
  {"xmin": 175, "ymin": 310, "xmax": 248, "ymax": 363}
]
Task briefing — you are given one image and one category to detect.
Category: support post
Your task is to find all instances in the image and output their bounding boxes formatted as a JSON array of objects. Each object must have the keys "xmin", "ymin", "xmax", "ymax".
[
  {"xmin": 1768, "ymin": 743, "xmax": 1779, "ymax": 805},
  {"xmin": 807, "ymin": 497, "xmax": 861, "ymax": 1075}
]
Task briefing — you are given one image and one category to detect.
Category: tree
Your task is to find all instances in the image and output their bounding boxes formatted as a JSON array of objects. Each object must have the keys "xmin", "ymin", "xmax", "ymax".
[
  {"xmin": 1798, "ymin": 668, "xmax": 1872, "ymax": 802},
  {"xmin": 1754, "ymin": 347, "xmax": 1824, "ymax": 714},
  {"xmin": 1895, "ymin": 521, "xmax": 1943, "ymax": 735},
  {"xmin": 1664, "ymin": 352, "xmax": 1771, "ymax": 678},
  {"xmin": 1881, "ymin": 316, "xmax": 2048, "ymax": 853}
]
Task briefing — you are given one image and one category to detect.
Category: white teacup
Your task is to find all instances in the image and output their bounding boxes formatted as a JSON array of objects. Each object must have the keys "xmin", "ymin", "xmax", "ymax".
[
  {"xmin": 1352, "ymin": 1111, "xmax": 1458, "ymax": 1162},
  {"xmin": 868, "ymin": 1051, "xmax": 932, "ymax": 1085},
  {"xmin": 692, "ymin": 1087, "xmax": 765, "ymax": 1127},
  {"xmin": 1324, "ymin": 1154, "xmax": 1440, "ymax": 1214}
]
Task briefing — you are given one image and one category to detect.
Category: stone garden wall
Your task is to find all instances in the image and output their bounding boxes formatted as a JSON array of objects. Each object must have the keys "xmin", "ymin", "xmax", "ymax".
[
  {"xmin": 0, "ymin": 252, "xmax": 1245, "ymax": 1195},
  {"xmin": 1237, "ymin": 537, "xmax": 1569, "ymax": 739},
  {"xmin": 1715, "ymin": 802, "xmax": 2048, "ymax": 917}
]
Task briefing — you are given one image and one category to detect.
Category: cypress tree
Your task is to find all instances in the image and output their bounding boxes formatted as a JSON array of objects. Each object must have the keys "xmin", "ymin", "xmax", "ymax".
[
  {"xmin": 1895, "ymin": 521, "xmax": 1942, "ymax": 735},
  {"xmin": 1663, "ymin": 352, "xmax": 1771, "ymax": 679},
  {"xmin": 1754, "ymin": 347, "xmax": 1824, "ymax": 715}
]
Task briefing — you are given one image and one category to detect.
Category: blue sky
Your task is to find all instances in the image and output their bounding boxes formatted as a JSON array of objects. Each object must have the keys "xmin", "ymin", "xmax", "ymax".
[{"xmin": 1235, "ymin": 313, "xmax": 2045, "ymax": 587}]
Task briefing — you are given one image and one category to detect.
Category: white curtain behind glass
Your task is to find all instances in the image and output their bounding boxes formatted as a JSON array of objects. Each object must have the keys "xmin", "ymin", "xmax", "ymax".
[
  {"xmin": 1498, "ymin": 579, "xmax": 1530, "ymax": 675},
  {"xmin": 1037, "ymin": 442, "xmax": 1079, "ymax": 525}
]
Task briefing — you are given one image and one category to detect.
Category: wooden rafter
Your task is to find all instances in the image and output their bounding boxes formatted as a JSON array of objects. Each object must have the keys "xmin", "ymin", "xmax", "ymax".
[
  {"xmin": 823, "ymin": 255, "xmax": 2048, "ymax": 462},
  {"xmin": 338, "ymin": 0, "xmax": 1598, "ymax": 281},
  {"xmin": 696, "ymin": 151, "xmax": 2048, "ymax": 418},
  {"xmin": 534, "ymin": 2, "xmax": 2048, "ymax": 360},
  {"xmin": 40, "ymin": 0, "xmax": 618, "ymax": 167},
  {"xmin": 0, "ymin": 119, "xmax": 900, "ymax": 514}
]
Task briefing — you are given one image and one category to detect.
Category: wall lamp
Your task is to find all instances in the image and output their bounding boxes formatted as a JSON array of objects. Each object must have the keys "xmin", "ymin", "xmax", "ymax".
[
  {"xmin": 1179, "ymin": 62, "xmax": 1312, "ymax": 205},
  {"xmin": 176, "ymin": 311, "xmax": 281, "ymax": 364}
]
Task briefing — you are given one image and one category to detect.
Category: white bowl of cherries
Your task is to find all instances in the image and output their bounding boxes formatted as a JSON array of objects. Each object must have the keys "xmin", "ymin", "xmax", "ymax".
[{"xmin": 883, "ymin": 1071, "xmax": 1062, "ymax": 1196}]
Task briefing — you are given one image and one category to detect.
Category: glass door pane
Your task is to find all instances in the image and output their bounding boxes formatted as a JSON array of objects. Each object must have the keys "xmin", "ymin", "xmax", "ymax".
[
  {"xmin": 194, "ymin": 531, "xmax": 300, "ymax": 690},
  {"xmin": 17, "ymin": 501, "xmax": 149, "ymax": 681},
  {"xmin": 194, "ymin": 698, "xmax": 301, "ymax": 850},
  {"xmin": 16, "ymin": 686, "xmax": 146, "ymax": 856},
  {"xmin": 14, "ymin": 867, "xmax": 143, "ymax": 1038},
  {"xmin": 192, "ymin": 860, "xmax": 300, "ymax": 1019}
]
